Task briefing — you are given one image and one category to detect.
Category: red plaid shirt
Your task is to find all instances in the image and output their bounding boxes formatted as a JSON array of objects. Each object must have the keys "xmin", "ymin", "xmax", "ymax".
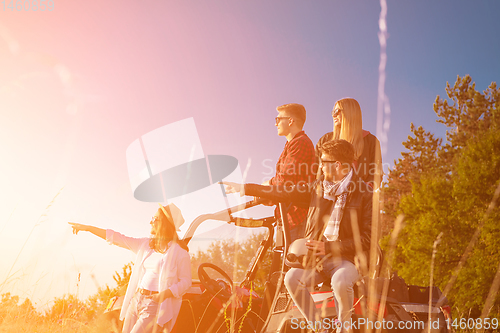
[{"xmin": 269, "ymin": 131, "xmax": 317, "ymax": 229}]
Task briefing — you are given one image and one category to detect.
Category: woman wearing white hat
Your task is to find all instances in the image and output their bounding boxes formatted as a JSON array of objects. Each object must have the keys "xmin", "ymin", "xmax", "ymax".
[{"xmin": 69, "ymin": 203, "xmax": 191, "ymax": 333}]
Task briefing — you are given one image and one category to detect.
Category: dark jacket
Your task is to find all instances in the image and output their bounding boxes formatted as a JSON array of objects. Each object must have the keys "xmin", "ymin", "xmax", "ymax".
[
  {"xmin": 245, "ymin": 174, "xmax": 372, "ymax": 264},
  {"xmin": 316, "ymin": 131, "xmax": 382, "ymax": 189}
]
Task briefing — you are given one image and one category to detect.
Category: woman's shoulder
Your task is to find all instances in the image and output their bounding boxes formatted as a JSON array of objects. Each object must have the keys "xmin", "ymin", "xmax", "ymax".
[
  {"xmin": 318, "ymin": 131, "xmax": 333, "ymax": 143},
  {"xmin": 316, "ymin": 131, "xmax": 334, "ymax": 149},
  {"xmin": 362, "ymin": 131, "xmax": 380, "ymax": 145}
]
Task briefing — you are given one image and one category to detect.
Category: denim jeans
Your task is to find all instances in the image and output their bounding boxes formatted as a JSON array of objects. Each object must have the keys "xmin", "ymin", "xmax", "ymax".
[
  {"xmin": 123, "ymin": 291, "xmax": 162, "ymax": 333},
  {"xmin": 284, "ymin": 258, "xmax": 360, "ymax": 329}
]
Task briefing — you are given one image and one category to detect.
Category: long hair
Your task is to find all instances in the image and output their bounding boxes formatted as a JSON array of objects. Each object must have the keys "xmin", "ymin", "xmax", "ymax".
[
  {"xmin": 332, "ymin": 98, "xmax": 364, "ymax": 160},
  {"xmin": 149, "ymin": 207, "xmax": 189, "ymax": 252}
]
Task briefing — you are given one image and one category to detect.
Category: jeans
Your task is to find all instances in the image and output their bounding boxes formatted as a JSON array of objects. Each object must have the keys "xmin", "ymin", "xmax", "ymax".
[
  {"xmin": 123, "ymin": 291, "xmax": 162, "ymax": 333},
  {"xmin": 284, "ymin": 258, "xmax": 360, "ymax": 328}
]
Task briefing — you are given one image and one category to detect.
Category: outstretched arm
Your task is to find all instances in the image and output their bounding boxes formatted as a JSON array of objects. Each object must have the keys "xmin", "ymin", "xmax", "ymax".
[
  {"xmin": 220, "ymin": 181, "xmax": 245, "ymax": 195},
  {"xmin": 69, "ymin": 223, "xmax": 146, "ymax": 254},
  {"xmin": 220, "ymin": 181, "xmax": 312, "ymax": 207},
  {"xmin": 68, "ymin": 222, "xmax": 106, "ymax": 240}
]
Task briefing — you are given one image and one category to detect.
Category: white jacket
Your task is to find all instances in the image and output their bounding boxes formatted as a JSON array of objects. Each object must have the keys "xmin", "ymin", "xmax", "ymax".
[{"xmin": 106, "ymin": 229, "xmax": 192, "ymax": 331}]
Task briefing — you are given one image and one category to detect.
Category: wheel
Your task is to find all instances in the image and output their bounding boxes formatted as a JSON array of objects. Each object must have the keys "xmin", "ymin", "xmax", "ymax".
[{"xmin": 198, "ymin": 263, "xmax": 234, "ymax": 301}]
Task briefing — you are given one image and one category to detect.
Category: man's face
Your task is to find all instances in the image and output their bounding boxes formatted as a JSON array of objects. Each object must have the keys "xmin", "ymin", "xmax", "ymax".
[
  {"xmin": 320, "ymin": 152, "xmax": 339, "ymax": 182},
  {"xmin": 275, "ymin": 111, "xmax": 291, "ymax": 136}
]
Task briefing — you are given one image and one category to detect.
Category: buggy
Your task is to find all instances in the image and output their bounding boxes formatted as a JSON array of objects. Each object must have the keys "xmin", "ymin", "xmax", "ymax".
[{"xmin": 104, "ymin": 199, "xmax": 452, "ymax": 333}]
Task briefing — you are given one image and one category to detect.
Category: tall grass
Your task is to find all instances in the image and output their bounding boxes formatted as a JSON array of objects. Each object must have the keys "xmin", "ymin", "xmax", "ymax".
[
  {"xmin": 0, "ymin": 187, "xmax": 64, "ymax": 294},
  {"xmin": 0, "ymin": 313, "xmax": 115, "ymax": 333}
]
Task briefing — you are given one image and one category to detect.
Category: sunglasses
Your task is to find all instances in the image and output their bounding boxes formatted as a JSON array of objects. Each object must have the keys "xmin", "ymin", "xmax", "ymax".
[
  {"xmin": 275, "ymin": 116, "xmax": 291, "ymax": 125},
  {"xmin": 331, "ymin": 109, "xmax": 342, "ymax": 117},
  {"xmin": 286, "ymin": 253, "xmax": 306, "ymax": 264},
  {"xmin": 320, "ymin": 159, "xmax": 338, "ymax": 165}
]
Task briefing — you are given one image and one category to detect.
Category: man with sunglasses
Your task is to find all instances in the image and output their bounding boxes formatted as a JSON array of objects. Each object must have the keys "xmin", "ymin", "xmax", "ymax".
[
  {"xmin": 222, "ymin": 139, "xmax": 372, "ymax": 333},
  {"xmin": 265, "ymin": 103, "xmax": 317, "ymax": 241}
]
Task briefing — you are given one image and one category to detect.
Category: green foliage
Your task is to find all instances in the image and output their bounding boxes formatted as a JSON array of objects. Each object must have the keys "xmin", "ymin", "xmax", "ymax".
[
  {"xmin": 382, "ymin": 75, "xmax": 500, "ymax": 318},
  {"xmin": 381, "ymin": 123, "xmax": 443, "ymax": 234},
  {"xmin": 449, "ymin": 128, "xmax": 500, "ymax": 317},
  {"xmin": 191, "ymin": 232, "xmax": 271, "ymax": 293},
  {"xmin": 434, "ymin": 76, "xmax": 499, "ymax": 150}
]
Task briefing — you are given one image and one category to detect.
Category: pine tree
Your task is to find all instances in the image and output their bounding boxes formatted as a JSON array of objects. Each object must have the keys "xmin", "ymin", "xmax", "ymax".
[{"xmin": 382, "ymin": 75, "xmax": 500, "ymax": 317}]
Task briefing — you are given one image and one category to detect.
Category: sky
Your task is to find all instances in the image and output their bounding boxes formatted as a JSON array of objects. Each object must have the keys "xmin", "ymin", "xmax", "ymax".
[{"xmin": 0, "ymin": 0, "xmax": 499, "ymax": 310}]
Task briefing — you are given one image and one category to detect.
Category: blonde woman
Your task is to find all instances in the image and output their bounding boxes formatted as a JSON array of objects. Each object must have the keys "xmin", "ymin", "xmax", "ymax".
[
  {"xmin": 69, "ymin": 204, "xmax": 191, "ymax": 333},
  {"xmin": 316, "ymin": 98, "xmax": 382, "ymax": 189}
]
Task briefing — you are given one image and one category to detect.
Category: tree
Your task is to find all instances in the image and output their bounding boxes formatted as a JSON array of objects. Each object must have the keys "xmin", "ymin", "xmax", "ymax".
[
  {"xmin": 382, "ymin": 75, "xmax": 500, "ymax": 317},
  {"xmin": 381, "ymin": 123, "xmax": 443, "ymax": 235}
]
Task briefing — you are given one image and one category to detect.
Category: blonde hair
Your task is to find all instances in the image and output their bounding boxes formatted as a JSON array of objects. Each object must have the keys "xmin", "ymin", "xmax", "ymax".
[
  {"xmin": 332, "ymin": 98, "xmax": 364, "ymax": 159},
  {"xmin": 150, "ymin": 206, "xmax": 188, "ymax": 252},
  {"xmin": 276, "ymin": 103, "xmax": 306, "ymax": 128}
]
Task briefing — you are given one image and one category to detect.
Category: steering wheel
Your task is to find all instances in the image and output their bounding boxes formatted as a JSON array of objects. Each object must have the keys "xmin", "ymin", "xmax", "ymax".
[{"xmin": 198, "ymin": 263, "xmax": 234, "ymax": 301}]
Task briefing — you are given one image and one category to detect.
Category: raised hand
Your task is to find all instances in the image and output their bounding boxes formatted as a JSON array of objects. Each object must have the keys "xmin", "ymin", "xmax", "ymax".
[
  {"xmin": 219, "ymin": 181, "xmax": 243, "ymax": 195},
  {"xmin": 68, "ymin": 223, "xmax": 106, "ymax": 240},
  {"xmin": 68, "ymin": 222, "xmax": 88, "ymax": 235}
]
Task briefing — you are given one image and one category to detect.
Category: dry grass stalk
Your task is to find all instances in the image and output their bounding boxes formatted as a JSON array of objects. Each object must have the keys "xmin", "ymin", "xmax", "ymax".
[
  {"xmin": 366, "ymin": 186, "xmax": 382, "ymax": 333},
  {"xmin": 0, "ymin": 187, "xmax": 64, "ymax": 293},
  {"xmin": 427, "ymin": 232, "xmax": 443, "ymax": 333},
  {"xmin": 375, "ymin": 214, "xmax": 404, "ymax": 333},
  {"xmin": 478, "ymin": 260, "xmax": 500, "ymax": 333}
]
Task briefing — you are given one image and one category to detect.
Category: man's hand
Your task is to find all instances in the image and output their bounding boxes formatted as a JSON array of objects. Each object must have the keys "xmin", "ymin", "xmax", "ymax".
[
  {"xmin": 220, "ymin": 181, "xmax": 244, "ymax": 196},
  {"xmin": 260, "ymin": 199, "xmax": 275, "ymax": 206},
  {"xmin": 305, "ymin": 239, "xmax": 325, "ymax": 256}
]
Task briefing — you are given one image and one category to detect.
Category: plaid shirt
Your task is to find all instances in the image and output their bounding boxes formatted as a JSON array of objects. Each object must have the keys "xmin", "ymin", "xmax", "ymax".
[{"xmin": 269, "ymin": 131, "xmax": 317, "ymax": 229}]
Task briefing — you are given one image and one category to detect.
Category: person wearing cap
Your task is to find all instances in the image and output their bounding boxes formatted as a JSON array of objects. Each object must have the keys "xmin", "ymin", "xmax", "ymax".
[
  {"xmin": 222, "ymin": 139, "xmax": 372, "ymax": 333},
  {"xmin": 69, "ymin": 203, "xmax": 191, "ymax": 333},
  {"xmin": 265, "ymin": 103, "xmax": 317, "ymax": 241}
]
